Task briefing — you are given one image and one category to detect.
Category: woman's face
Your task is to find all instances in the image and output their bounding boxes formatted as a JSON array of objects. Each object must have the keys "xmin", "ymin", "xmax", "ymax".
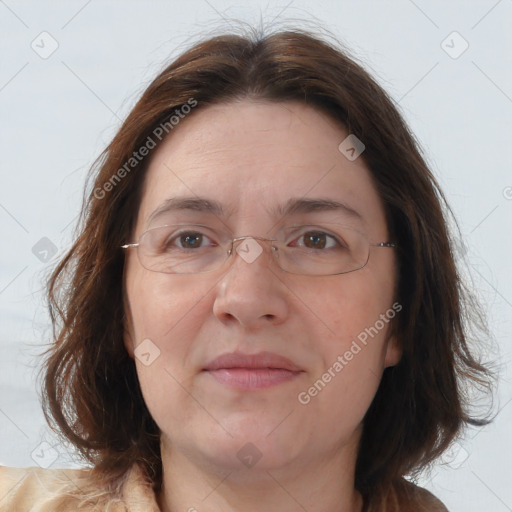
[{"xmin": 123, "ymin": 100, "xmax": 401, "ymax": 472}]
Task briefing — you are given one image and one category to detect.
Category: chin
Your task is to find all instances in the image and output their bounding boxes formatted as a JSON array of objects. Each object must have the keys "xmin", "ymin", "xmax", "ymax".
[
  {"xmin": 202, "ymin": 442, "xmax": 300, "ymax": 474},
  {"xmin": 174, "ymin": 420, "xmax": 306, "ymax": 473}
]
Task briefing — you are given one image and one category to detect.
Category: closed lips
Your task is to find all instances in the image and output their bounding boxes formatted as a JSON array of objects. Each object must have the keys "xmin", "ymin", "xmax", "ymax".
[{"xmin": 203, "ymin": 351, "xmax": 303, "ymax": 372}]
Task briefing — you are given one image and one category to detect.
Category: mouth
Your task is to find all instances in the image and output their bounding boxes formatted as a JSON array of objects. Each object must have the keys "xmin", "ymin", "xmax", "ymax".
[{"xmin": 202, "ymin": 351, "xmax": 304, "ymax": 390}]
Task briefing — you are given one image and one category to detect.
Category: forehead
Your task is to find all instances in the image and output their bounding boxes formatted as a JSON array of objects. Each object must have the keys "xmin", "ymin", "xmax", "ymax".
[{"xmin": 136, "ymin": 100, "xmax": 387, "ymax": 234}]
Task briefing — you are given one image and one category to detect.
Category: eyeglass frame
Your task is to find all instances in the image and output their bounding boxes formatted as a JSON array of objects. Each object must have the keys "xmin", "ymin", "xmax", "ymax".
[{"xmin": 121, "ymin": 224, "xmax": 397, "ymax": 276}]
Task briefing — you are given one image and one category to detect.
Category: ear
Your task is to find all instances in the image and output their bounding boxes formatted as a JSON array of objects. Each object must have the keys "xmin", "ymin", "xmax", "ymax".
[{"xmin": 384, "ymin": 334, "xmax": 402, "ymax": 368}]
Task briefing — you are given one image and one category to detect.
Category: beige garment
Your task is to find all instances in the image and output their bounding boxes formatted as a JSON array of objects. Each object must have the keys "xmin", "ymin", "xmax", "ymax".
[
  {"xmin": 0, "ymin": 463, "xmax": 160, "ymax": 512},
  {"xmin": 0, "ymin": 462, "xmax": 448, "ymax": 511}
]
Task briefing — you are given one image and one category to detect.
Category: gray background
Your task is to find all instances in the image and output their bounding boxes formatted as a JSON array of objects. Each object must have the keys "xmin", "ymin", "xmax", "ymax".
[{"xmin": 0, "ymin": 1, "xmax": 511, "ymax": 510}]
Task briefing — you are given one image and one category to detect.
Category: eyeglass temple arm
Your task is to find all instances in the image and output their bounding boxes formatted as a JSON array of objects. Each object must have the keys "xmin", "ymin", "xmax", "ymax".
[{"xmin": 374, "ymin": 242, "xmax": 396, "ymax": 248}]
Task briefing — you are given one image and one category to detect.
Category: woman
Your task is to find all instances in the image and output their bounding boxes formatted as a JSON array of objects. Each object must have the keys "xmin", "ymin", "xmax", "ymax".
[{"xmin": 0, "ymin": 28, "xmax": 493, "ymax": 511}]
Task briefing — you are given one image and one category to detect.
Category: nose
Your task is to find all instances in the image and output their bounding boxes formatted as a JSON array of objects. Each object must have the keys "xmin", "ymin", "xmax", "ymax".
[{"xmin": 212, "ymin": 236, "xmax": 290, "ymax": 330}]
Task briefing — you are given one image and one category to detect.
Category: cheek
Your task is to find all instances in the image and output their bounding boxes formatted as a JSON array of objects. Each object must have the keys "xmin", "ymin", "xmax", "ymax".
[
  {"xmin": 297, "ymin": 353, "xmax": 383, "ymax": 437},
  {"xmin": 126, "ymin": 271, "xmax": 208, "ymax": 431},
  {"xmin": 125, "ymin": 268, "xmax": 213, "ymax": 383},
  {"xmin": 298, "ymin": 268, "xmax": 395, "ymax": 349},
  {"xmin": 135, "ymin": 356, "xmax": 197, "ymax": 431},
  {"xmin": 294, "ymin": 270, "xmax": 396, "ymax": 415},
  {"xmin": 297, "ymin": 306, "xmax": 392, "ymax": 435},
  {"xmin": 127, "ymin": 268, "xmax": 207, "ymax": 337}
]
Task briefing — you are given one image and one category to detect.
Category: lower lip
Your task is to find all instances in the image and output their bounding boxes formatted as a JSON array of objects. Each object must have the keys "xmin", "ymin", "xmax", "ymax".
[{"xmin": 204, "ymin": 368, "xmax": 302, "ymax": 389}]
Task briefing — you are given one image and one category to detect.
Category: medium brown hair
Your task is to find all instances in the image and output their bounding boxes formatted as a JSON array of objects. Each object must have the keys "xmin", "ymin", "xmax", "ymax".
[{"xmin": 41, "ymin": 27, "xmax": 493, "ymax": 504}]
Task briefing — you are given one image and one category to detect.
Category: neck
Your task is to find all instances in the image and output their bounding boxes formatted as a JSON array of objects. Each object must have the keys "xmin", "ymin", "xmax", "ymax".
[{"xmin": 157, "ymin": 440, "xmax": 363, "ymax": 512}]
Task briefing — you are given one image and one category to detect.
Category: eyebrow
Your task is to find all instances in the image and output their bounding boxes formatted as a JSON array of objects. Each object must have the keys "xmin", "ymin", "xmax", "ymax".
[
  {"xmin": 274, "ymin": 197, "xmax": 362, "ymax": 220},
  {"xmin": 147, "ymin": 196, "xmax": 363, "ymax": 225}
]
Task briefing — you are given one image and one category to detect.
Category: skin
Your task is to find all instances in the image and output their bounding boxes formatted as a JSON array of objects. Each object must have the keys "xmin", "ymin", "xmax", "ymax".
[{"xmin": 123, "ymin": 100, "xmax": 402, "ymax": 512}]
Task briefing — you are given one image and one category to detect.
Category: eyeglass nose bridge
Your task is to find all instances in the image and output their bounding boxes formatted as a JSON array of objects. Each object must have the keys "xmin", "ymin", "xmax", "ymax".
[{"xmin": 227, "ymin": 235, "xmax": 279, "ymax": 258}]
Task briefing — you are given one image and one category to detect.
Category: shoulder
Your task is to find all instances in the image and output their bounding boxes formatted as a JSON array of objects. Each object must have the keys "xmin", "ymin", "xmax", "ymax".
[
  {"xmin": 391, "ymin": 478, "xmax": 449, "ymax": 512},
  {"xmin": 0, "ymin": 463, "xmax": 160, "ymax": 512}
]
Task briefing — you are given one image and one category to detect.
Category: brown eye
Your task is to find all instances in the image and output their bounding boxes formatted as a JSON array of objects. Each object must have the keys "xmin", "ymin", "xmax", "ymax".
[
  {"xmin": 293, "ymin": 231, "xmax": 340, "ymax": 250},
  {"xmin": 170, "ymin": 231, "xmax": 217, "ymax": 250},
  {"xmin": 177, "ymin": 232, "xmax": 204, "ymax": 249},
  {"xmin": 303, "ymin": 232, "xmax": 327, "ymax": 249}
]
